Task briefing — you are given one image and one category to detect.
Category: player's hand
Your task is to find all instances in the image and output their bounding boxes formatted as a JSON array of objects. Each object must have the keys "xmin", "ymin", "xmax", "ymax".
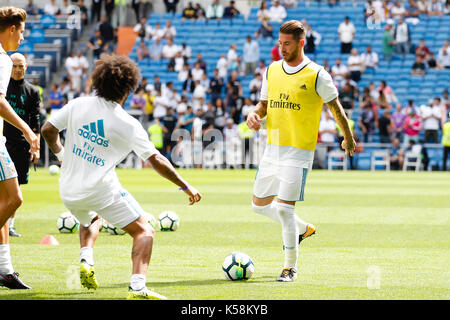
[
  {"xmin": 341, "ymin": 137, "xmax": 357, "ymax": 157},
  {"xmin": 30, "ymin": 149, "xmax": 40, "ymax": 164},
  {"xmin": 24, "ymin": 130, "xmax": 40, "ymax": 157},
  {"xmin": 184, "ymin": 185, "xmax": 202, "ymax": 205},
  {"xmin": 247, "ymin": 111, "xmax": 262, "ymax": 131}
]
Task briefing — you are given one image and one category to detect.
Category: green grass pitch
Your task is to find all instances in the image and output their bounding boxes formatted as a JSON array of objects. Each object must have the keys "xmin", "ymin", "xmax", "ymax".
[{"xmin": 0, "ymin": 168, "xmax": 449, "ymax": 300}]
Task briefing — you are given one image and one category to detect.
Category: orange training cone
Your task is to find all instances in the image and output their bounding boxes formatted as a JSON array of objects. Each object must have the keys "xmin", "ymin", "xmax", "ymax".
[{"xmin": 39, "ymin": 235, "xmax": 60, "ymax": 245}]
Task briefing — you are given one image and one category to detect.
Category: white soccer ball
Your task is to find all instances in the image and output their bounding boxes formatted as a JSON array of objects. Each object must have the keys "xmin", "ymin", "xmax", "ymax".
[
  {"xmin": 49, "ymin": 165, "xmax": 60, "ymax": 175},
  {"xmin": 158, "ymin": 211, "xmax": 179, "ymax": 231},
  {"xmin": 222, "ymin": 252, "xmax": 255, "ymax": 281},
  {"xmin": 143, "ymin": 212, "xmax": 158, "ymax": 230},
  {"xmin": 57, "ymin": 212, "xmax": 80, "ymax": 233},
  {"xmin": 106, "ymin": 222, "xmax": 126, "ymax": 235}
]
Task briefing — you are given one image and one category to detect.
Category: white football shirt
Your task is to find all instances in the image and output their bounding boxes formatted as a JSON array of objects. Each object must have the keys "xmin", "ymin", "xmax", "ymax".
[
  {"xmin": 48, "ymin": 96, "xmax": 159, "ymax": 210},
  {"xmin": 0, "ymin": 43, "xmax": 12, "ymax": 96}
]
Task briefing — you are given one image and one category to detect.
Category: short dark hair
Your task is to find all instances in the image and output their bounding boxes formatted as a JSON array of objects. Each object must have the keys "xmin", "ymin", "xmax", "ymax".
[
  {"xmin": 279, "ymin": 20, "xmax": 305, "ymax": 42},
  {"xmin": 91, "ymin": 54, "xmax": 141, "ymax": 103},
  {"xmin": 0, "ymin": 7, "xmax": 27, "ymax": 32}
]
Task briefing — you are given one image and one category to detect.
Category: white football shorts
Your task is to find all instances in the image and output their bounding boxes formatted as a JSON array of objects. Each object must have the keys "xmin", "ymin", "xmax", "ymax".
[
  {"xmin": 253, "ymin": 158, "xmax": 311, "ymax": 202},
  {"xmin": 0, "ymin": 138, "xmax": 18, "ymax": 182},
  {"xmin": 69, "ymin": 188, "xmax": 144, "ymax": 229}
]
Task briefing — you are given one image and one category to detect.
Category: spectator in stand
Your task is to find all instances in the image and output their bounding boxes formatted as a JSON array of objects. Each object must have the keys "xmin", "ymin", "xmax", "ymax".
[
  {"xmin": 194, "ymin": 53, "xmax": 207, "ymax": 73},
  {"xmin": 152, "ymin": 89, "xmax": 169, "ymax": 119},
  {"xmin": 347, "ymin": 49, "xmax": 363, "ymax": 82},
  {"xmin": 378, "ymin": 109, "xmax": 393, "ymax": 143},
  {"xmin": 271, "ymin": 43, "xmax": 282, "ymax": 62},
  {"xmin": 254, "ymin": 60, "xmax": 266, "ymax": 78},
  {"xmin": 91, "ymin": 0, "xmax": 102, "ymax": 22},
  {"xmin": 243, "ymin": 35, "xmax": 260, "ymax": 76},
  {"xmin": 191, "ymin": 62, "xmax": 205, "ymax": 81},
  {"xmin": 392, "ymin": 103, "xmax": 407, "ymax": 140},
  {"xmin": 416, "ymin": 0, "xmax": 429, "ymax": 15},
  {"xmin": 104, "ymin": 0, "xmax": 115, "ymax": 22},
  {"xmin": 227, "ymin": 44, "xmax": 238, "ymax": 69},
  {"xmin": 323, "ymin": 59, "xmax": 331, "ymax": 73},
  {"xmin": 148, "ymin": 75, "xmax": 163, "ymax": 94},
  {"xmin": 390, "ymin": 137, "xmax": 404, "ymax": 170},
  {"xmin": 195, "ymin": 3, "xmax": 206, "ymax": 19},
  {"xmin": 25, "ymin": 0, "xmax": 39, "ymax": 15},
  {"xmin": 402, "ymin": 108, "xmax": 422, "ymax": 147},
  {"xmin": 45, "ymin": 0, "xmax": 60, "ymax": 15},
  {"xmin": 421, "ymin": 98, "xmax": 443, "ymax": 143},
  {"xmin": 112, "ymin": 0, "xmax": 128, "ymax": 28},
  {"xmin": 206, "ymin": 0, "xmax": 224, "ymax": 20},
  {"xmin": 382, "ymin": 23, "xmax": 396, "ymax": 61},
  {"xmin": 181, "ymin": 43, "xmax": 192, "ymax": 61},
  {"xmin": 411, "ymin": 56, "xmax": 426, "ymax": 76},
  {"xmin": 163, "ymin": 20, "xmax": 177, "ymax": 40},
  {"xmin": 178, "ymin": 63, "xmax": 191, "ymax": 82},
  {"xmin": 319, "ymin": 109, "xmax": 337, "ymax": 147},
  {"xmin": 137, "ymin": 39, "xmax": 150, "ymax": 61},
  {"xmin": 192, "ymin": 81, "xmax": 207, "ymax": 110},
  {"xmin": 162, "ymin": 38, "xmax": 180, "ymax": 60},
  {"xmin": 339, "ymin": 83, "xmax": 356, "ymax": 116},
  {"xmin": 149, "ymin": 38, "xmax": 164, "ymax": 61},
  {"xmin": 360, "ymin": 45, "xmax": 379, "ymax": 74},
  {"xmin": 241, "ymin": 98, "xmax": 256, "ymax": 121},
  {"xmin": 391, "ymin": 1, "xmax": 406, "ymax": 19},
  {"xmin": 427, "ymin": 52, "xmax": 443, "ymax": 69},
  {"xmin": 255, "ymin": 16, "xmax": 274, "ymax": 39},
  {"xmin": 99, "ymin": 15, "xmax": 115, "ymax": 47},
  {"xmin": 445, "ymin": 0, "xmax": 450, "ymax": 15},
  {"xmin": 169, "ymin": 51, "xmax": 185, "ymax": 73},
  {"xmin": 131, "ymin": 89, "xmax": 146, "ymax": 112},
  {"xmin": 393, "ymin": 17, "xmax": 411, "ymax": 56},
  {"xmin": 161, "ymin": 107, "xmax": 178, "ymax": 159},
  {"xmin": 209, "ymin": 68, "xmax": 224, "ymax": 103},
  {"xmin": 152, "ymin": 22, "xmax": 165, "ymax": 41},
  {"xmin": 163, "ymin": 0, "xmax": 179, "ymax": 14},
  {"xmin": 338, "ymin": 16, "xmax": 356, "ymax": 54},
  {"xmin": 378, "ymin": 80, "xmax": 397, "ymax": 106},
  {"xmin": 249, "ymin": 72, "xmax": 263, "ymax": 104},
  {"xmin": 268, "ymin": 0, "xmax": 287, "ymax": 23},
  {"xmin": 358, "ymin": 103, "xmax": 376, "ymax": 142},
  {"xmin": 304, "ymin": 24, "xmax": 321, "ymax": 54},
  {"xmin": 88, "ymin": 30, "xmax": 107, "ymax": 60},
  {"xmin": 223, "ymin": 1, "xmax": 240, "ymax": 19},
  {"xmin": 216, "ymin": 54, "xmax": 228, "ymax": 79},
  {"xmin": 437, "ymin": 40, "xmax": 450, "ymax": 69},
  {"xmin": 331, "ymin": 58, "xmax": 349, "ymax": 88},
  {"xmin": 405, "ymin": 0, "xmax": 421, "ymax": 22},
  {"xmin": 257, "ymin": 1, "xmax": 270, "ymax": 22},
  {"xmin": 428, "ymin": 0, "xmax": 443, "ymax": 17},
  {"xmin": 225, "ymin": 71, "xmax": 242, "ymax": 115},
  {"xmin": 415, "ymin": 39, "xmax": 430, "ymax": 61},
  {"xmin": 134, "ymin": 17, "xmax": 153, "ymax": 40},
  {"xmin": 182, "ymin": 2, "xmax": 196, "ymax": 20},
  {"xmin": 47, "ymin": 83, "xmax": 64, "ymax": 113},
  {"xmin": 281, "ymin": 0, "xmax": 297, "ymax": 9}
]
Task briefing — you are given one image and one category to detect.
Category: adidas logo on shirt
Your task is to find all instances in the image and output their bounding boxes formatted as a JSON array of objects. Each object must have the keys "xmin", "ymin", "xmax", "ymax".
[{"xmin": 77, "ymin": 119, "xmax": 109, "ymax": 147}]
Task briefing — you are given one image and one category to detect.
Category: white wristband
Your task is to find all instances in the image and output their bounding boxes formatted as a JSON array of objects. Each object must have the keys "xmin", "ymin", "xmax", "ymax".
[{"xmin": 54, "ymin": 147, "xmax": 64, "ymax": 162}]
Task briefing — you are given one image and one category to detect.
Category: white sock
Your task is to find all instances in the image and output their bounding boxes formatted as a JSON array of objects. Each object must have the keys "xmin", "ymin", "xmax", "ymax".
[
  {"xmin": 252, "ymin": 201, "xmax": 280, "ymax": 223},
  {"xmin": 8, "ymin": 218, "xmax": 14, "ymax": 229},
  {"xmin": 130, "ymin": 274, "xmax": 146, "ymax": 291},
  {"xmin": 0, "ymin": 244, "xmax": 14, "ymax": 274},
  {"xmin": 277, "ymin": 202, "xmax": 299, "ymax": 269},
  {"xmin": 295, "ymin": 216, "xmax": 308, "ymax": 235},
  {"xmin": 80, "ymin": 247, "xmax": 94, "ymax": 266}
]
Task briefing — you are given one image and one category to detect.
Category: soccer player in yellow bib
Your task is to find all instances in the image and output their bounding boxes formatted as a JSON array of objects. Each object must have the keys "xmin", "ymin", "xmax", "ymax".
[{"xmin": 247, "ymin": 20, "xmax": 356, "ymax": 282}]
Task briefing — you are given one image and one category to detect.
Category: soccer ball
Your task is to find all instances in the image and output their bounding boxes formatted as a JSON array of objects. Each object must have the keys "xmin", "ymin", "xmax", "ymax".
[
  {"xmin": 143, "ymin": 212, "xmax": 158, "ymax": 230},
  {"xmin": 106, "ymin": 222, "xmax": 126, "ymax": 235},
  {"xmin": 49, "ymin": 165, "xmax": 60, "ymax": 175},
  {"xmin": 222, "ymin": 252, "xmax": 255, "ymax": 281},
  {"xmin": 158, "ymin": 211, "xmax": 179, "ymax": 231},
  {"xmin": 57, "ymin": 212, "xmax": 80, "ymax": 233}
]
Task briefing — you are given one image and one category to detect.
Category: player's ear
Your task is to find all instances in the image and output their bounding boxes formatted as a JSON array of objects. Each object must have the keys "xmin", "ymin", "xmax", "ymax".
[{"xmin": 300, "ymin": 39, "xmax": 305, "ymax": 47}]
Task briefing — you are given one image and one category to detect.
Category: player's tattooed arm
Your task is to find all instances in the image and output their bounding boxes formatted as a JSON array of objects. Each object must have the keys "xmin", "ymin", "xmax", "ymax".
[
  {"xmin": 326, "ymin": 97, "xmax": 356, "ymax": 156},
  {"xmin": 41, "ymin": 121, "xmax": 64, "ymax": 155},
  {"xmin": 247, "ymin": 100, "xmax": 267, "ymax": 131},
  {"xmin": 148, "ymin": 154, "xmax": 202, "ymax": 204}
]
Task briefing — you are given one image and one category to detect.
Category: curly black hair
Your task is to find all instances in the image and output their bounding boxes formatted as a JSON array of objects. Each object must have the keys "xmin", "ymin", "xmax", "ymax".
[{"xmin": 91, "ymin": 54, "xmax": 141, "ymax": 103}]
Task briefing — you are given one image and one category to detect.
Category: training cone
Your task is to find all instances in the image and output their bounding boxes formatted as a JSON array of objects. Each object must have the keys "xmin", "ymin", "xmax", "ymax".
[{"xmin": 39, "ymin": 235, "xmax": 60, "ymax": 245}]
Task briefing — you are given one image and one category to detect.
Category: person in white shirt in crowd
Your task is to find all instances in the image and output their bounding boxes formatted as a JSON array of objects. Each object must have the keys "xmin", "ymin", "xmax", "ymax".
[
  {"xmin": 338, "ymin": 16, "xmax": 356, "ymax": 54},
  {"xmin": 162, "ymin": 20, "xmax": 176, "ymax": 40},
  {"xmin": 319, "ymin": 108, "xmax": 337, "ymax": 148},
  {"xmin": 257, "ymin": 0, "xmax": 270, "ymax": 21},
  {"xmin": 390, "ymin": 1, "xmax": 406, "ymax": 19},
  {"xmin": 65, "ymin": 51, "xmax": 85, "ymax": 92},
  {"xmin": 153, "ymin": 89, "xmax": 170, "ymax": 119},
  {"xmin": 416, "ymin": 0, "xmax": 429, "ymax": 14},
  {"xmin": 191, "ymin": 62, "xmax": 205, "ymax": 81},
  {"xmin": 151, "ymin": 22, "xmax": 165, "ymax": 41},
  {"xmin": 192, "ymin": 80, "xmax": 206, "ymax": 110},
  {"xmin": 243, "ymin": 35, "xmax": 260, "ymax": 76},
  {"xmin": 41, "ymin": 55, "xmax": 201, "ymax": 299},
  {"xmin": 371, "ymin": 0, "xmax": 385, "ymax": 22},
  {"xmin": 281, "ymin": 0, "xmax": 297, "ymax": 9},
  {"xmin": 200, "ymin": 72, "xmax": 209, "ymax": 90},
  {"xmin": 304, "ymin": 24, "xmax": 321, "ymax": 54},
  {"xmin": 134, "ymin": 17, "xmax": 152, "ymax": 40},
  {"xmin": 206, "ymin": 0, "xmax": 224, "ymax": 20},
  {"xmin": 76, "ymin": 50, "xmax": 89, "ymax": 86},
  {"xmin": 241, "ymin": 98, "xmax": 256, "ymax": 120},
  {"xmin": 249, "ymin": 72, "xmax": 263, "ymax": 103},
  {"xmin": 170, "ymin": 51, "xmax": 184, "ymax": 73},
  {"xmin": 255, "ymin": 59, "xmax": 267, "ymax": 78},
  {"xmin": 178, "ymin": 63, "xmax": 191, "ymax": 82},
  {"xmin": 347, "ymin": 48, "xmax": 363, "ymax": 82},
  {"xmin": 217, "ymin": 54, "xmax": 228, "ymax": 79},
  {"xmin": 437, "ymin": 40, "xmax": 450, "ymax": 69},
  {"xmin": 360, "ymin": 45, "xmax": 379, "ymax": 75},
  {"xmin": 269, "ymin": 0, "xmax": 287, "ymax": 23},
  {"xmin": 227, "ymin": 43, "xmax": 238, "ymax": 68},
  {"xmin": 44, "ymin": 0, "xmax": 60, "ymax": 15},
  {"xmin": 427, "ymin": 0, "xmax": 443, "ymax": 17},
  {"xmin": 162, "ymin": 38, "xmax": 180, "ymax": 60},
  {"xmin": 180, "ymin": 43, "xmax": 192, "ymax": 60},
  {"xmin": 149, "ymin": 38, "xmax": 163, "ymax": 61},
  {"xmin": 393, "ymin": 17, "xmax": 411, "ymax": 56},
  {"xmin": 420, "ymin": 98, "xmax": 442, "ymax": 143},
  {"xmin": 331, "ymin": 58, "xmax": 349, "ymax": 88}
]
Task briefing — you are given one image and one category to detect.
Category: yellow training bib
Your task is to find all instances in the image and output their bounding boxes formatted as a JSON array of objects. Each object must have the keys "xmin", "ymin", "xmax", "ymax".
[{"xmin": 266, "ymin": 60, "xmax": 324, "ymax": 151}]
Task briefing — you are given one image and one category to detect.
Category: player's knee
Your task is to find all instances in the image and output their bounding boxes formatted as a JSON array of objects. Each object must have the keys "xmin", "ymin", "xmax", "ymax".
[
  {"xmin": 7, "ymin": 193, "xmax": 23, "ymax": 211},
  {"xmin": 252, "ymin": 201, "xmax": 269, "ymax": 215}
]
